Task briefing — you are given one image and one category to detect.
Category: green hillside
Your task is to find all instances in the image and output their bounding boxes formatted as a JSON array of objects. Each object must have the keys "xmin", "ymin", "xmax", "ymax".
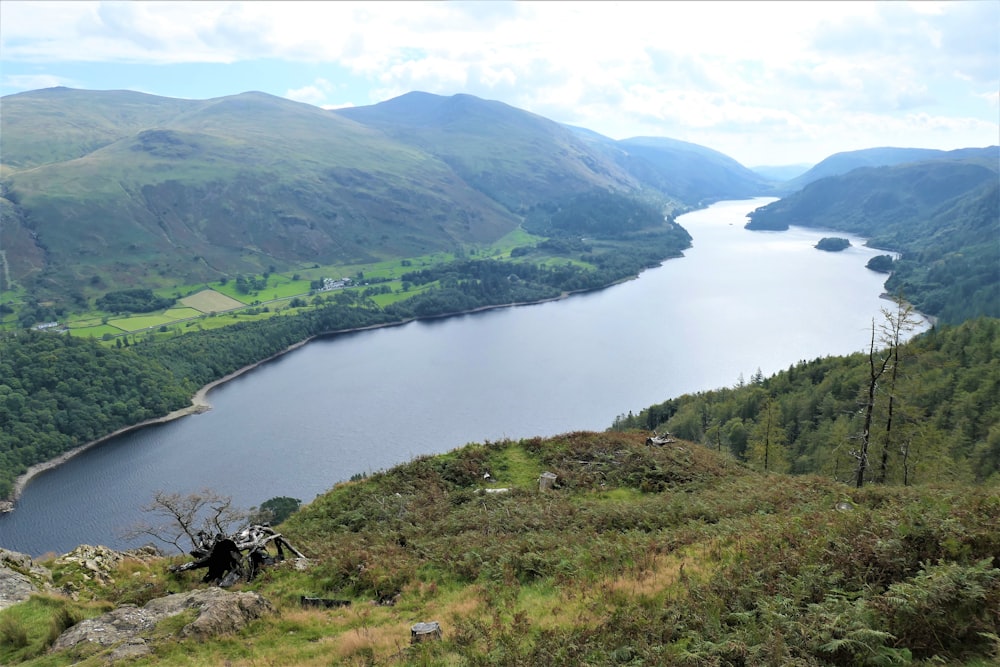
[
  {"xmin": 335, "ymin": 92, "xmax": 643, "ymax": 212},
  {"xmin": 746, "ymin": 154, "xmax": 1000, "ymax": 322},
  {"xmin": 0, "ymin": 88, "xmax": 778, "ymax": 322},
  {"xmin": 613, "ymin": 316, "xmax": 1000, "ymax": 485},
  {"xmin": 4, "ymin": 431, "xmax": 997, "ymax": 666},
  {"xmin": 1, "ymin": 89, "xmax": 522, "ymax": 304}
]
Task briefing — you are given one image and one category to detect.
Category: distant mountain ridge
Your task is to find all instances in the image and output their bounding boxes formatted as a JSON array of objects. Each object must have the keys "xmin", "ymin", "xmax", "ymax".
[
  {"xmin": 1, "ymin": 87, "xmax": 772, "ymax": 305},
  {"xmin": 782, "ymin": 145, "xmax": 998, "ymax": 191}
]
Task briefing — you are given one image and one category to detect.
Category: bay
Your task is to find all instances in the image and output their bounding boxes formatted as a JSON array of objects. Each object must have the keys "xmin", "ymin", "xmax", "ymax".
[{"xmin": 0, "ymin": 198, "xmax": 922, "ymax": 556}]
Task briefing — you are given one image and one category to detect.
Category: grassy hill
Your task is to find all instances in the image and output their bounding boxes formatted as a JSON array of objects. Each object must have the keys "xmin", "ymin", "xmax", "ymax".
[
  {"xmin": 3, "ymin": 432, "xmax": 997, "ymax": 665},
  {"xmin": 335, "ymin": 92, "xmax": 644, "ymax": 212},
  {"xmin": 1, "ymin": 89, "xmax": 523, "ymax": 303},
  {"xmin": 1, "ymin": 88, "xmax": 777, "ymax": 316}
]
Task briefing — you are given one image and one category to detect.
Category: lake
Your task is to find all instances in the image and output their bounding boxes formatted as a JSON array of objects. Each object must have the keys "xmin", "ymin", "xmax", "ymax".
[{"xmin": 0, "ymin": 198, "xmax": 923, "ymax": 556}]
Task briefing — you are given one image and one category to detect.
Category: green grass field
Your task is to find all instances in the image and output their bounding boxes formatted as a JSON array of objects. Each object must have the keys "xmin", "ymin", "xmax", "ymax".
[
  {"xmin": 4, "ymin": 234, "xmax": 584, "ymax": 343},
  {"xmin": 67, "ymin": 324, "xmax": 126, "ymax": 339},
  {"xmin": 109, "ymin": 307, "xmax": 204, "ymax": 332}
]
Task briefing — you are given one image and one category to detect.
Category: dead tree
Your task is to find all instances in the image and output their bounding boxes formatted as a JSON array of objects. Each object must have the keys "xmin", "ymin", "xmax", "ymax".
[
  {"xmin": 875, "ymin": 298, "xmax": 919, "ymax": 484},
  {"xmin": 126, "ymin": 489, "xmax": 249, "ymax": 555},
  {"xmin": 169, "ymin": 524, "xmax": 306, "ymax": 586},
  {"xmin": 854, "ymin": 320, "xmax": 893, "ymax": 488}
]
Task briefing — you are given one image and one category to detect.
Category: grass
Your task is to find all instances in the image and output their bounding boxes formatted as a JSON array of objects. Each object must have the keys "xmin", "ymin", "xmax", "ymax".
[
  {"xmin": 7, "ymin": 238, "xmax": 587, "ymax": 342},
  {"xmin": 6, "ymin": 433, "xmax": 1000, "ymax": 665}
]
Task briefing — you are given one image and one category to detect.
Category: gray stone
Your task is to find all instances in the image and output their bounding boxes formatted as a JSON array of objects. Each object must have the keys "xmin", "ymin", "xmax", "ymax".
[
  {"xmin": 0, "ymin": 548, "xmax": 53, "ymax": 611},
  {"xmin": 51, "ymin": 588, "xmax": 274, "ymax": 659}
]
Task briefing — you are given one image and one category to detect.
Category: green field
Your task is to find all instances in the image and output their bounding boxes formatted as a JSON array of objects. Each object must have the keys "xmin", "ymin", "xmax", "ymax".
[
  {"xmin": 67, "ymin": 324, "xmax": 126, "ymax": 339},
  {"xmin": 109, "ymin": 308, "xmax": 204, "ymax": 332},
  {"xmin": 4, "ymin": 233, "xmax": 587, "ymax": 343}
]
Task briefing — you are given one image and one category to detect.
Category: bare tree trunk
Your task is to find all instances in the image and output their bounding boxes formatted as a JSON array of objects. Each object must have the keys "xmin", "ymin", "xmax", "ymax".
[
  {"xmin": 876, "ymin": 342, "xmax": 900, "ymax": 484},
  {"xmin": 875, "ymin": 297, "xmax": 916, "ymax": 484},
  {"xmin": 856, "ymin": 321, "xmax": 891, "ymax": 488}
]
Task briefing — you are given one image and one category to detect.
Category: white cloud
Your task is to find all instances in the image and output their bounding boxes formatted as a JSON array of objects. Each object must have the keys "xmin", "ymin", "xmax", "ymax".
[
  {"xmin": 285, "ymin": 78, "xmax": 334, "ymax": 106},
  {"xmin": 1, "ymin": 73, "xmax": 73, "ymax": 90},
  {"xmin": 1, "ymin": 0, "xmax": 996, "ymax": 165}
]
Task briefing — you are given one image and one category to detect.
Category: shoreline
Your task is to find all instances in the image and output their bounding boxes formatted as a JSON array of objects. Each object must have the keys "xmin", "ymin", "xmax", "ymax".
[{"xmin": 0, "ymin": 273, "xmax": 653, "ymax": 513}]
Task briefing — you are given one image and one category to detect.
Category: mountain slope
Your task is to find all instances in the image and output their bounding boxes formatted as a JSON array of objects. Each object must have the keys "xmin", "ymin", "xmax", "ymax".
[
  {"xmin": 1, "ymin": 88, "xmax": 775, "ymax": 309},
  {"xmin": 8, "ymin": 428, "xmax": 998, "ymax": 665},
  {"xmin": 0, "ymin": 87, "xmax": 195, "ymax": 172},
  {"xmin": 335, "ymin": 92, "xmax": 643, "ymax": 212},
  {"xmin": 1, "ymin": 89, "xmax": 520, "ymax": 296}
]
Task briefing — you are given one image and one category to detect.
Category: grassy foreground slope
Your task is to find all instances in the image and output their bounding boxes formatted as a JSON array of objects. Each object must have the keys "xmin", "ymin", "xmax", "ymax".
[{"xmin": 4, "ymin": 433, "xmax": 998, "ymax": 666}]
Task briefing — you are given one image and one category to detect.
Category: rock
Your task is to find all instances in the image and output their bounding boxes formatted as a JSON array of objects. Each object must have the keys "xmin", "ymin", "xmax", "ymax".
[
  {"xmin": 0, "ymin": 565, "xmax": 37, "ymax": 611},
  {"xmin": 0, "ymin": 548, "xmax": 53, "ymax": 611},
  {"xmin": 55, "ymin": 545, "xmax": 126, "ymax": 584},
  {"xmin": 51, "ymin": 588, "xmax": 273, "ymax": 658}
]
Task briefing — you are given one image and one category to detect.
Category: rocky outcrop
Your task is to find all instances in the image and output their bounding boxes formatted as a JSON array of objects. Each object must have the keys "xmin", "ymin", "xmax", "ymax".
[
  {"xmin": 0, "ymin": 548, "xmax": 53, "ymax": 611},
  {"xmin": 51, "ymin": 588, "xmax": 274, "ymax": 661}
]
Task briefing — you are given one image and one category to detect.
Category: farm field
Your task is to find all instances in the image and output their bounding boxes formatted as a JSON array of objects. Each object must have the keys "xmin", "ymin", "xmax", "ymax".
[
  {"xmin": 179, "ymin": 290, "xmax": 246, "ymax": 312},
  {"xmin": 23, "ymin": 232, "xmax": 552, "ymax": 343}
]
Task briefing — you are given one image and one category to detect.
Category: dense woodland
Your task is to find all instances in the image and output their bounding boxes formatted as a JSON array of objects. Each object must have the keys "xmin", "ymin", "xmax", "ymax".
[
  {"xmin": 94, "ymin": 289, "xmax": 176, "ymax": 314},
  {"xmin": 612, "ymin": 316, "xmax": 1000, "ymax": 486},
  {"xmin": 0, "ymin": 332, "xmax": 192, "ymax": 498}
]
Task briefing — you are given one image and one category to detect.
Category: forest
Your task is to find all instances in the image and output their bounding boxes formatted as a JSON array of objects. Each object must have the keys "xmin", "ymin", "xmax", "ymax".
[{"xmin": 612, "ymin": 315, "xmax": 1000, "ymax": 486}]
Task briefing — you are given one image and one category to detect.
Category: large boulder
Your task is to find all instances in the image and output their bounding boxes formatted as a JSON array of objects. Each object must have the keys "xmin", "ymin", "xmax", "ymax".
[
  {"xmin": 0, "ymin": 548, "xmax": 53, "ymax": 611},
  {"xmin": 51, "ymin": 588, "xmax": 273, "ymax": 660}
]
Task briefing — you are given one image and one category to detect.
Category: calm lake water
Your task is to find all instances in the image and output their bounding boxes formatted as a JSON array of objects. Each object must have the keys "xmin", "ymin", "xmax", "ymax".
[{"xmin": 0, "ymin": 198, "xmax": 923, "ymax": 556}]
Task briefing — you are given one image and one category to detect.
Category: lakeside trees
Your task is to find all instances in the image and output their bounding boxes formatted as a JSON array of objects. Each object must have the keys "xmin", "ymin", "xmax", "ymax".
[
  {"xmin": 0, "ymin": 332, "xmax": 192, "ymax": 498},
  {"xmin": 612, "ymin": 316, "xmax": 1000, "ymax": 486}
]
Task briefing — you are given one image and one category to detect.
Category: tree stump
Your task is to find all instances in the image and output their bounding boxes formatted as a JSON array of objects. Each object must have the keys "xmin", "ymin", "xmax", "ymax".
[
  {"xmin": 410, "ymin": 621, "xmax": 442, "ymax": 644},
  {"xmin": 538, "ymin": 471, "xmax": 557, "ymax": 491}
]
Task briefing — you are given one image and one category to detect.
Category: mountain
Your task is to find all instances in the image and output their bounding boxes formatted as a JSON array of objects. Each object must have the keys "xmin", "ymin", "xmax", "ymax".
[
  {"xmin": 335, "ymin": 92, "xmax": 641, "ymax": 212},
  {"xmin": 1, "ymin": 88, "xmax": 521, "ymax": 297},
  {"xmin": 614, "ymin": 136, "xmax": 777, "ymax": 204},
  {"xmin": 747, "ymin": 151, "xmax": 1000, "ymax": 322},
  {"xmin": 783, "ymin": 145, "xmax": 997, "ymax": 191},
  {"xmin": 1, "ymin": 88, "xmax": 768, "ymax": 306},
  {"xmin": 566, "ymin": 128, "xmax": 776, "ymax": 205}
]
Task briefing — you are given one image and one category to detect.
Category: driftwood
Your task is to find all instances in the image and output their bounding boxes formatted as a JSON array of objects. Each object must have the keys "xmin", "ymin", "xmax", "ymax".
[
  {"xmin": 646, "ymin": 431, "xmax": 676, "ymax": 446},
  {"xmin": 169, "ymin": 524, "xmax": 305, "ymax": 587}
]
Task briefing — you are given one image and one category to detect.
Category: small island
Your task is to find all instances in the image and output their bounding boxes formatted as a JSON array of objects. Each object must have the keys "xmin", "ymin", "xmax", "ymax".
[{"xmin": 815, "ymin": 237, "xmax": 851, "ymax": 252}]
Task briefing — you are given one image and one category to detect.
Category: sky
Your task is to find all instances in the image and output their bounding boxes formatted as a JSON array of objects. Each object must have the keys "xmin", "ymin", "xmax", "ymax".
[{"xmin": 1, "ymin": 1, "xmax": 997, "ymax": 167}]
